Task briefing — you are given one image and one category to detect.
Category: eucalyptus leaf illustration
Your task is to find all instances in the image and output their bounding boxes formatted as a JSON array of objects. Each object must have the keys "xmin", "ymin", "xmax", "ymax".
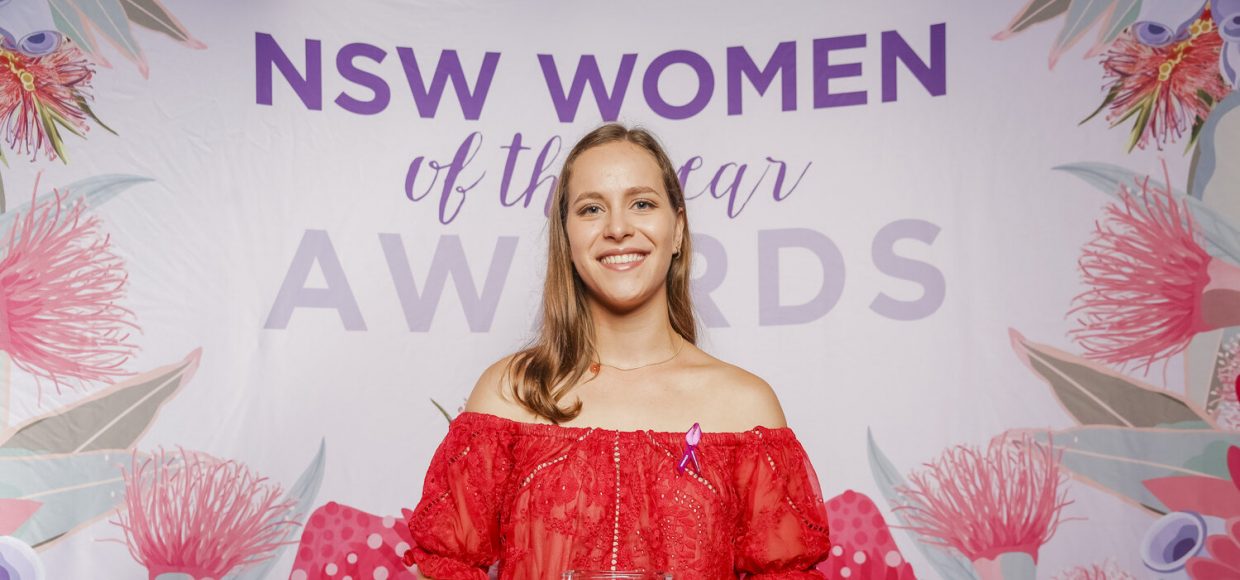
[
  {"xmin": 866, "ymin": 429, "xmax": 979, "ymax": 580},
  {"xmin": 227, "ymin": 439, "xmax": 327, "ymax": 580},
  {"xmin": 1009, "ymin": 330, "xmax": 1213, "ymax": 429},
  {"xmin": 1189, "ymin": 91, "xmax": 1240, "ymax": 208},
  {"xmin": 1051, "ymin": 0, "xmax": 1123, "ymax": 66},
  {"xmin": 120, "ymin": 0, "xmax": 203, "ymax": 47},
  {"xmin": 1055, "ymin": 161, "xmax": 1240, "ymax": 264},
  {"xmin": 1028, "ymin": 426, "xmax": 1240, "ymax": 513},
  {"xmin": 1090, "ymin": 0, "xmax": 1140, "ymax": 54},
  {"xmin": 0, "ymin": 349, "xmax": 201, "ymax": 454},
  {"xmin": 0, "ymin": 449, "xmax": 138, "ymax": 548},
  {"xmin": 996, "ymin": 0, "xmax": 1072, "ymax": 38},
  {"xmin": 0, "ymin": 174, "xmax": 152, "ymax": 242},
  {"xmin": 48, "ymin": 0, "xmax": 95, "ymax": 63},
  {"xmin": 49, "ymin": 0, "xmax": 149, "ymax": 76}
]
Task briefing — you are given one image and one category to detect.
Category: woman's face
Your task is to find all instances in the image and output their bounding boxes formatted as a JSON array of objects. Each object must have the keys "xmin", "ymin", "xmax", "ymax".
[{"xmin": 565, "ymin": 141, "xmax": 684, "ymax": 314}]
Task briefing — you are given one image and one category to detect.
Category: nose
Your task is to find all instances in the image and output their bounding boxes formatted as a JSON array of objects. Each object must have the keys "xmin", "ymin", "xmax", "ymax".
[{"xmin": 605, "ymin": 208, "xmax": 634, "ymax": 241}]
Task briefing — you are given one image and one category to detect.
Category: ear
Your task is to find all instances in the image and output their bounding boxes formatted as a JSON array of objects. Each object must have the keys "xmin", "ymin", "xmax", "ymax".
[{"xmin": 674, "ymin": 208, "xmax": 686, "ymax": 249}]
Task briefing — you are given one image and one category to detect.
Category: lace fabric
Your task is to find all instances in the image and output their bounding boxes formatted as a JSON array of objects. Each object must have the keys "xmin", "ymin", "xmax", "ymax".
[{"xmin": 407, "ymin": 412, "xmax": 832, "ymax": 579}]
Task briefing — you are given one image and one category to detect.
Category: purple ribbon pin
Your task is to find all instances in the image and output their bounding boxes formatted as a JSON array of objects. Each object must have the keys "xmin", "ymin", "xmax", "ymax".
[{"xmin": 677, "ymin": 423, "xmax": 702, "ymax": 475}]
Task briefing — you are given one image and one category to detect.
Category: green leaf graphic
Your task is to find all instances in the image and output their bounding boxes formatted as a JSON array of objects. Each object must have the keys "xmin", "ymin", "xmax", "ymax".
[
  {"xmin": 1010, "ymin": 330, "xmax": 1213, "ymax": 429},
  {"xmin": 0, "ymin": 450, "xmax": 138, "ymax": 548},
  {"xmin": 0, "ymin": 174, "xmax": 153, "ymax": 242},
  {"xmin": 1030, "ymin": 426, "xmax": 1240, "ymax": 513},
  {"xmin": 999, "ymin": 0, "xmax": 1072, "ymax": 37},
  {"xmin": 0, "ymin": 349, "xmax": 201, "ymax": 454}
]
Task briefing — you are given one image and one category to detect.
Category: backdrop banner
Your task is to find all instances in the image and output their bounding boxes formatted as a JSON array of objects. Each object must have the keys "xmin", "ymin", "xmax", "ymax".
[{"xmin": 1, "ymin": 1, "xmax": 1237, "ymax": 578}]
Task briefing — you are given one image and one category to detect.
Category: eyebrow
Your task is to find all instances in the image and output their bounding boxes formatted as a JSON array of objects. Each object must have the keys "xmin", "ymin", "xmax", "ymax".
[{"xmin": 573, "ymin": 186, "xmax": 661, "ymax": 204}]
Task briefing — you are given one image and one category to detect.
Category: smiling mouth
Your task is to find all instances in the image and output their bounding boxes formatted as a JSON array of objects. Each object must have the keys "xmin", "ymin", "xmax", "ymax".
[{"xmin": 600, "ymin": 253, "xmax": 647, "ymax": 265}]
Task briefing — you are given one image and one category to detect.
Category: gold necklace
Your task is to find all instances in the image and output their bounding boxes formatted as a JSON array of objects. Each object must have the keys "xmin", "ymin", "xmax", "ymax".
[{"xmin": 590, "ymin": 335, "xmax": 685, "ymax": 374}]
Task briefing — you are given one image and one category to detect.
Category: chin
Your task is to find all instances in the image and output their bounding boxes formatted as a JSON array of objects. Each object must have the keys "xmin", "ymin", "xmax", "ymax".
[{"xmin": 592, "ymin": 288, "xmax": 662, "ymax": 313}]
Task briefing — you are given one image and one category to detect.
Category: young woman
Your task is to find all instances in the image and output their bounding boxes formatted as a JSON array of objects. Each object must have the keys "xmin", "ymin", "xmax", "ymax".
[{"xmin": 407, "ymin": 124, "xmax": 831, "ymax": 578}]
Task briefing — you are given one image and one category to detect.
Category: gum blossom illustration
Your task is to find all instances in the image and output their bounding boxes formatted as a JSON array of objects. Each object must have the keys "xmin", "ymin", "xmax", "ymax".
[
  {"xmin": 0, "ymin": 175, "xmax": 325, "ymax": 580},
  {"xmin": 0, "ymin": 0, "xmax": 203, "ymax": 209},
  {"xmin": 997, "ymin": 0, "xmax": 1240, "ymax": 151}
]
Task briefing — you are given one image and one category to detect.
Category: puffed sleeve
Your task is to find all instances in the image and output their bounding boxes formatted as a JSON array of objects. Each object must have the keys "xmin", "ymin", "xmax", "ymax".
[
  {"xmin": 733, "ymin": 429, "xmax": 832, "ymax": 578},
  {"xmin": 407, "ymin": 413, "xmax": 515, "ymax": 580}
]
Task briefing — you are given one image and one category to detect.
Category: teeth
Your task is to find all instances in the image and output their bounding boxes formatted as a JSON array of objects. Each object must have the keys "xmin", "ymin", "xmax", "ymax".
[{"xmin": 601, "ymin": 253, "xmax": 645, "ymax": 265}]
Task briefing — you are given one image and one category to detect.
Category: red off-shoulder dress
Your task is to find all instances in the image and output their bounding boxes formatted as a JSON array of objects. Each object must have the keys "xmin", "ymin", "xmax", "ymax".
[{"xmin": 407, "ymin": 412, "xmax": 831, "ymax": 579}]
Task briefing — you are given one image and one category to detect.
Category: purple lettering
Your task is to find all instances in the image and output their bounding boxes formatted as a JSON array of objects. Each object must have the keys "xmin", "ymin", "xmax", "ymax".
[
  {"xmin": 758, "ymin": 228, "xmax": 846, "ymax": 325},
  {"xmin": 499, "ymin": 132, "xmax": 531, "ymax": 207},
  {"xmin": 643, "ymin": 50, "xmax": 715, "ymax": 120},
  {"xmin": 766, "ymin": 157, "xmax": 811, "ymax": 201},
  {"xmin": 396, "ymin": 48, "xmax": 501, "ymax": 120},
  {"xmin": 726, "ymin": 42, "xmax": 796, "ymax": 115},
  {"xmin": 539, "ymin": 54, "xmax": 637, "ymax": 123},
  {"xmin": 255, "ymin": 32, "xmax": 322, "ymax": 110},
  {"xmin": 813, "ymin": 35, "xmax": 867, "ymax": 108},
  {"xmin": 380, "ymin": 234, "xmax": 518, "ymax": 332},
  {"xmin": 335, "ymin": 42, "xmax": 389, "ymax": 115},
  {"xmin": 264, "ymin": 230, "xmax": 366, "ymax": 330},
  {"xmin": 882, "ymin": 23, "xmax": 947, "ymax": 102},
  {"xmin": 677, "ymin": 156, "xmax": 707, "ymax": 200},
  {"xmin": 690, "ymin": 233, "xmax": 729, "ymax": 328},
  {"xmin": 870, "ymin": 219, "xmax": 945, "ymax": 320}
]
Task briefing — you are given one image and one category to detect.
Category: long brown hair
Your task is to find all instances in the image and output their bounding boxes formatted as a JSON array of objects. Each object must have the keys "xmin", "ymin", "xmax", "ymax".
[{"xmin": 506, "ymin": 124, "xmax": 697, "ymax": 423}]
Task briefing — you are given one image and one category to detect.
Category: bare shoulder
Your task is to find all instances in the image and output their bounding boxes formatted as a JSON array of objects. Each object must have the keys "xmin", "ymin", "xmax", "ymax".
[
  {"xmin": 464, "ymin": 354, "xmax": 538, "ymax": 421},
  {"xmin": 688, "ymin": 349, "xmax": 787, "ymax": 430}
]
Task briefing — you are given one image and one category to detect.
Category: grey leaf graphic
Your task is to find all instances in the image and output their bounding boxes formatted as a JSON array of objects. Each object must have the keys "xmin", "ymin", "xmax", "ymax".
[
  {"xmin": 1010, "ymin": 330, "xmax": 1213, "ymax": 429},
  {"xmin": 867, "ymin": 429, "xmax": 979, "ymax": 580},
  {"xmin": 1000, "ymin": 0, "xmax": 1072, "ymax": 36},
  {"xmin": 0, "ymin": 349, "xmax": 201, "ymax": 454},
  {"xmin": 120, "ymin": 0, "xmax": 199, "ymax": 45}
]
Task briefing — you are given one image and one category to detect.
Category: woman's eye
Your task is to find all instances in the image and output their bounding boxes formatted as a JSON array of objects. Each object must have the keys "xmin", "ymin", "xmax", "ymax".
[
  {"xmin": 579, "ymin": 205, "xmax": 602, "ymax": 215},
  {"xmin": 633, "ymin": 200, "xmax": 655, "ymax": 210}
]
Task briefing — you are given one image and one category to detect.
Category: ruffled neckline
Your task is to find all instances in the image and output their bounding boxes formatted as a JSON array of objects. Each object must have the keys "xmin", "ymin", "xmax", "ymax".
[{"xmin": 455, "ymin": 411, "xmax": 798, "ymax": 445}]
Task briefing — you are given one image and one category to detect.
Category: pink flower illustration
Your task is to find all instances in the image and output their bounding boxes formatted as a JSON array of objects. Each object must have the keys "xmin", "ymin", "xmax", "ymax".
[
  {"xmin": 1187, "ymin": 517, "xmax": 1240, "ymax": 578},
  {"xmin": 820, "ymin": 490, "xmax": 916, "ymax": 580},
  {"xmin": 0, "ymin": 178, "xmax": 137, "ymax": 391},
  {"xmin": 0, "ymin": 44, "xmax": 98, "ymax": 161},
  {"xmin": 896, "ymin": 433, "xmax": 1070, "ymax": 571},
  {"xmin": 1094, "ymin": 11, "xmax": 1229, "ymax": 150},
  {"xmin": 112, "ymin": 448, "xmax": 296, "ymax": 580},
  {"xmin": 290, "ymin": 502, "xmax": 419, "ymax": 580},
  {"xmin": 1069, "ymin": 170, "xmax": 1240, "ymax": 372}
]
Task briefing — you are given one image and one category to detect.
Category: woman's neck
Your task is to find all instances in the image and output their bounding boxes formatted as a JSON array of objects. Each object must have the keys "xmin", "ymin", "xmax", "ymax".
[{"xmin": 587, "ymin": 291, "xmax": 679, "ymax": 369}]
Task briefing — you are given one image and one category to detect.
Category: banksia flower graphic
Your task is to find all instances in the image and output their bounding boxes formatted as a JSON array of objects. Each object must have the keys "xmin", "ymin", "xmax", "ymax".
[
  {"xmin": 896, "ymin": 433, "xmax": 1070, "ymax": 569},
  {"xmin": 1069, "ymin": 171, "xmax": 1240, "ymax": 372},
  {"xmin": 0, "ymin": 43, "xmax": 101, "ymax": 162},
  {"xmin": 113, "ymin": 448, "xmax": 296, "ymax": 580},
  {"xmin": 0, "ymin": 178, "xmax": 137, "ymax": 390},
  {"xmin": 1092, "ymin": 12, "xmax": 1229, "ymax": 151}
]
